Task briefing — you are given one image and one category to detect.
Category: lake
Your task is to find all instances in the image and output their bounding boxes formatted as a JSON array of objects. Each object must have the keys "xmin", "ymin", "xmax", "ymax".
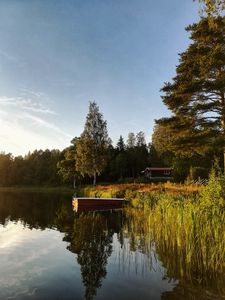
[{"xmin": 0, "ymin": 191, "xmax": 224, "ymax": 300}]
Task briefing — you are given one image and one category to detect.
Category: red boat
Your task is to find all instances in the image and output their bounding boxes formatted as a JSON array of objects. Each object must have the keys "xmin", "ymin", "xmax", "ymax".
[{"xmin": 72, "ymin": 197, "xmax": 124, "ymax": 212}]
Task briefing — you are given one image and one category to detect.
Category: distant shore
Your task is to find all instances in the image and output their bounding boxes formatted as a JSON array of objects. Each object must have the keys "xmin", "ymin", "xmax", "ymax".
[
  {"xmin": 0, "ymin": 186, "xmax": 74, "ymax": 194},
  {"xmin": 0, "ymin": 182, "xmax": 201, "ymax": 196}
]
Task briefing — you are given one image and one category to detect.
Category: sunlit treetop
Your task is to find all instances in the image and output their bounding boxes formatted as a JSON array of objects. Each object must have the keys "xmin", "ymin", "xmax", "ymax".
[{"xmin": 195, "ymin": 0, "xmax": 225, "ymax": 17}]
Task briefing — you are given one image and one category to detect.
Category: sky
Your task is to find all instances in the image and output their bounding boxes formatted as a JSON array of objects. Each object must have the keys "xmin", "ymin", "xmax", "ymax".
[{"xmin": 0, "ymin": 0, "xmax": 199, "ymax": 156}]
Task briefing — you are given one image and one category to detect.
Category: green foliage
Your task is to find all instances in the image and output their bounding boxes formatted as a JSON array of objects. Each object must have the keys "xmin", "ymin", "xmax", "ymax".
[
  {"xmin": 158, "ymin": 17, "xmax": 225, "ymax": 167},
  {"xmin": 0, "ymin": 150, "xmax": 63, "ymax": 187},
  {"xmin": 116, "ymin": 135, "xmax": 125, "ymax": 152},
  {"xmin": 199, "ymin": 165, "xmax": 225, "ymax": 208},
  {"xmin": 76, "ymin": 185, "xmax": 128, "ymax": 199},
  {"xmin": 0, "ymin": 153, "xmax": 13, "ymax": 186},
  {"xmin": 75, "ymin": 101, "xmax": 111, "ymax": 185},
  {"xmin": 57, "ymin": 138, "xmax": 81, "ymax": 186},
  {"xmin": 124, "ymin": 174, "xmax": 225, "ymax": 275}
]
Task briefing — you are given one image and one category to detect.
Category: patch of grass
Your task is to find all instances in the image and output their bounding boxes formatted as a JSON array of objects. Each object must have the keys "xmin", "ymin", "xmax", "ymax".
[{"xmin": 76, "ymin": 182, "xmax": 200, "ymax": 199}]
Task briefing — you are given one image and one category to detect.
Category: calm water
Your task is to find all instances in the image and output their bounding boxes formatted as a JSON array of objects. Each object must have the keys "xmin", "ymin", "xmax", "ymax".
[{"xmin": 0, "ymin": 191, "xmax": 224, "ymax": 300}]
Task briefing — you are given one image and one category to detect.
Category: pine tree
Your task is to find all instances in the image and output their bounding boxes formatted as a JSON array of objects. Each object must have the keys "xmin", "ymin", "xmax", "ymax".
[
  {"xmin": 116, "ymin": 135, "xmax": 125, "ymax": 152},
  {"xmin": 75, "ymin": 101, "xmax": 110, "ymax": 185},
  {"xmin": 151, "ymin": 124, "xmax": 175, "ymax": 166},
  {"xmin": 158, "ymin": 17, "xmax": 225, "ymax": 170}
]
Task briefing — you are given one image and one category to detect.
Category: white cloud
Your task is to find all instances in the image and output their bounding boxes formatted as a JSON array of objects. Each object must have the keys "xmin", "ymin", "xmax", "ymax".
[
  {"xmin": 0, "ymin": 96, "xmax": 57, "ymax": 115},
  {"xmin": 0, "ymin": 221, "xmax": 64, "ymax": 299}
]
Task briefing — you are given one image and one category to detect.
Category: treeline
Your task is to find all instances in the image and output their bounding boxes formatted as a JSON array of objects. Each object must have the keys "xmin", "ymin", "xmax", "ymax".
[
  {"xmin": 0, "ymin": 150, "xmax": 63, "ymax": 186},
  {"xmin": 0, "ymin": 132, "xmax": 150, "ymax": 187},
  {"xmin": 1, "ymin": 129, "xmax": 219, "ymax": 187}
]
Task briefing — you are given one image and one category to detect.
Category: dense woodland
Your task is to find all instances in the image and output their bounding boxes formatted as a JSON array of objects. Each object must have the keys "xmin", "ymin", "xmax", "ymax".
[
  {"xmin": 0, "ymin": 132, "xmax": 150, "ymax": 187},
  {"xmin": 0, "ymin": 126, "xmax": 222, "ymax": 187}
]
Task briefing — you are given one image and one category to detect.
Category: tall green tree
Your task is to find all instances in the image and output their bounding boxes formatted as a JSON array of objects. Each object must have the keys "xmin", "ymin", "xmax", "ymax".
[
  {"xmin": 75, "ymin": 101, "xmax": 111, "ymax": 185},
  {"xmin": 0, "ymin": 153, "xmax": 13, "ymax": 186},
  {"xmin": 126, "ymin": 131, "xmax": 149, "ymax": 178},
  {"xmin": 57, "ymin": 138, "xmax": 80, "ymax": 187},
  {"xmin": 116, "ymin": 135, "xmax": 125, "ymax": 152},
  {"xmin": 158, "ymin": 17, "xmax": 225, "ymax": 170},
  {"xmin": 151, "ymin": 124, "xmax": 175, "ymax": 166}
]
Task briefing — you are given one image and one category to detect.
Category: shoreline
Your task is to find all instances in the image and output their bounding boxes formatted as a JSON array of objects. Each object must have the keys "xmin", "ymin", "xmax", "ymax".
[{"xmin": 0, "ymin": 186, "xmax": 75, "ymax": 194}]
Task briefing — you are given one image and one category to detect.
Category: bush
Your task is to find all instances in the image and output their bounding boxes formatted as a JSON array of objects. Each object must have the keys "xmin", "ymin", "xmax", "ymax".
[{"xmin": 199, "ymin": 167, "xmax": 225, "ymax": 209}]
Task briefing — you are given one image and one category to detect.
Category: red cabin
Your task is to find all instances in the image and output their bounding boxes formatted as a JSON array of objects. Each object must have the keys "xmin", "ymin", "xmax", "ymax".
[{"xmin": 142, "ymin": 167, "xmax": 173, "ymax": 179}]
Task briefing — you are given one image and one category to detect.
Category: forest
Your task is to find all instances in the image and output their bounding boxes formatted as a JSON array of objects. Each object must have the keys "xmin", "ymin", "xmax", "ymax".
[{"xmin": 0, "ymin": 131, "xmax": 150, "ymax": 187}]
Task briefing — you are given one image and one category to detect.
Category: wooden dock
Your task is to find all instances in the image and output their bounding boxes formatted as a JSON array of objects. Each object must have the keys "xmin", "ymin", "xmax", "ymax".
[{"xmin": 72, "ymin": 197, "xmax": 124, "ymax": 212}]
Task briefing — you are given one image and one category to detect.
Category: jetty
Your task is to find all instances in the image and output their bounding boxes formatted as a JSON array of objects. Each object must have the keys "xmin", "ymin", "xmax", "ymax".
[{"xmin": 72, "ymin": 197, "xmax": 124, "ymax": 212}]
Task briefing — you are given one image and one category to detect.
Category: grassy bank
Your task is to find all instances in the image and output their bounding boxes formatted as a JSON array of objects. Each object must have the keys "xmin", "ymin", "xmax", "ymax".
[
  {"xmin": 0, "ymin": 181, "xmax": 200, "ymax": 197},
  {"xmin": 76, "ymin": 181, "xmax": 201, "ymax": 198}
]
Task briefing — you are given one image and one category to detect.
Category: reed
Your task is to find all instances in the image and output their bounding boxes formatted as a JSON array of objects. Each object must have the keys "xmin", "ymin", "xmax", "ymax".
[{"xmin": 122, "ymin": 169, "xmax": 225, "ymax": 285}]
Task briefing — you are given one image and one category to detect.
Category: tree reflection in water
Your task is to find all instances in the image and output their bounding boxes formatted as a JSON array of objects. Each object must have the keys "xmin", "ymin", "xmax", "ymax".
[
  {"xmin": 0, "ymin": 192, "xmax": 224, "ymax": 300},
  {"xmin": 55, "ymin": 207, "xmax": 122, "ymax": 300},
  {"xmin": 68, "ymin": 213, "xmax": 113, "ymax": 299}
]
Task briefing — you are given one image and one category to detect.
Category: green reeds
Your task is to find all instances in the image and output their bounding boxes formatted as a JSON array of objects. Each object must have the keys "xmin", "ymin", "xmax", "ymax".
[{"xmin": 122, "ymin": 170, "xmax": 225, "ymax": 284}]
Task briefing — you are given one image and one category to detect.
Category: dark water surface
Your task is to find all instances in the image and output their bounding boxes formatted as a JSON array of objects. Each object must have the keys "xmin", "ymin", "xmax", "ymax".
[{"xmin": 0, "ymin": 191, "xmax": 224, "ymax": 300}]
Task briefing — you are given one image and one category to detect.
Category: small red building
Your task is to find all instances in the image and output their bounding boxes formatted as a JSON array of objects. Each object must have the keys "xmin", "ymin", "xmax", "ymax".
[{"xmin": 142, "ymin": 167, "xmax": 173, "ymax": 179}]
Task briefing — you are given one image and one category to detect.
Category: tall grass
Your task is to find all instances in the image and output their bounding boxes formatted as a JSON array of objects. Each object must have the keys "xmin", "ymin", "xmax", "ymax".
[
  {"xmin": 123, "ymin": 168, "xmax": 225, "ymax": 284},
  {"xmin": 77, "ymin": 168, "xmax": 225, "ymax": 283}
]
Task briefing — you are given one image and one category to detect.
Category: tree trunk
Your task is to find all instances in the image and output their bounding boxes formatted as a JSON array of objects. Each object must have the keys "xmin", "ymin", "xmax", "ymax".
[{"xmin": 93, "ymin": 171, "xmax": 96, "ymax": 186}]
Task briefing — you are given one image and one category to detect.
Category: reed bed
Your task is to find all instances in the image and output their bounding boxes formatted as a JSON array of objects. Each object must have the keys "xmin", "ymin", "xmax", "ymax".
[
  {"xmin": 122, "ymin": 169, "xmax": 225, "ymax": 287},
  {"xmin": 77, "ymin": 169, "xmax": 225, "ymax": 281}
]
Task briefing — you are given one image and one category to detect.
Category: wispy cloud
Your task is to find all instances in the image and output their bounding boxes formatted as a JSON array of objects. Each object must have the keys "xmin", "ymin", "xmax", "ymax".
[
  {"xmin": 0, "ymin": 50, "xmax": 21, "ymax": 65},
  {"xmin": 23, "ymin": 113, "xmax": 73, "ymax": 139},
  {"xmin": 0, "ymin": 96, "xmax": 57, "ymax": 115}
]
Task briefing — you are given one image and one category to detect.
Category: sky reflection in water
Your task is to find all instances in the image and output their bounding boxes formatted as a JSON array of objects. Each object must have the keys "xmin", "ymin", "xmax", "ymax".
[{"xmin": 0, "ymin": 192, "xmax": 223, "ymax": 300}]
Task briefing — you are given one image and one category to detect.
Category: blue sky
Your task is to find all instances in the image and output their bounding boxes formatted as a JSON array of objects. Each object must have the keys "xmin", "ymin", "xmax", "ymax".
[{"xmin": 0, "ymin": 0, "xmax": 199, "ymax": 155}]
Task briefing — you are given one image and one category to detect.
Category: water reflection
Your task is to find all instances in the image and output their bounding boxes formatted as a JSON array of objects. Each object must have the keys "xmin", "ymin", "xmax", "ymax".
[
  {"xmin": 67, "ymin": 212, "xmax": 114, "ymax": 300},
  {"xmin": 0, "ymin": 192, "xmax": 224, "ymax": 300}
]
